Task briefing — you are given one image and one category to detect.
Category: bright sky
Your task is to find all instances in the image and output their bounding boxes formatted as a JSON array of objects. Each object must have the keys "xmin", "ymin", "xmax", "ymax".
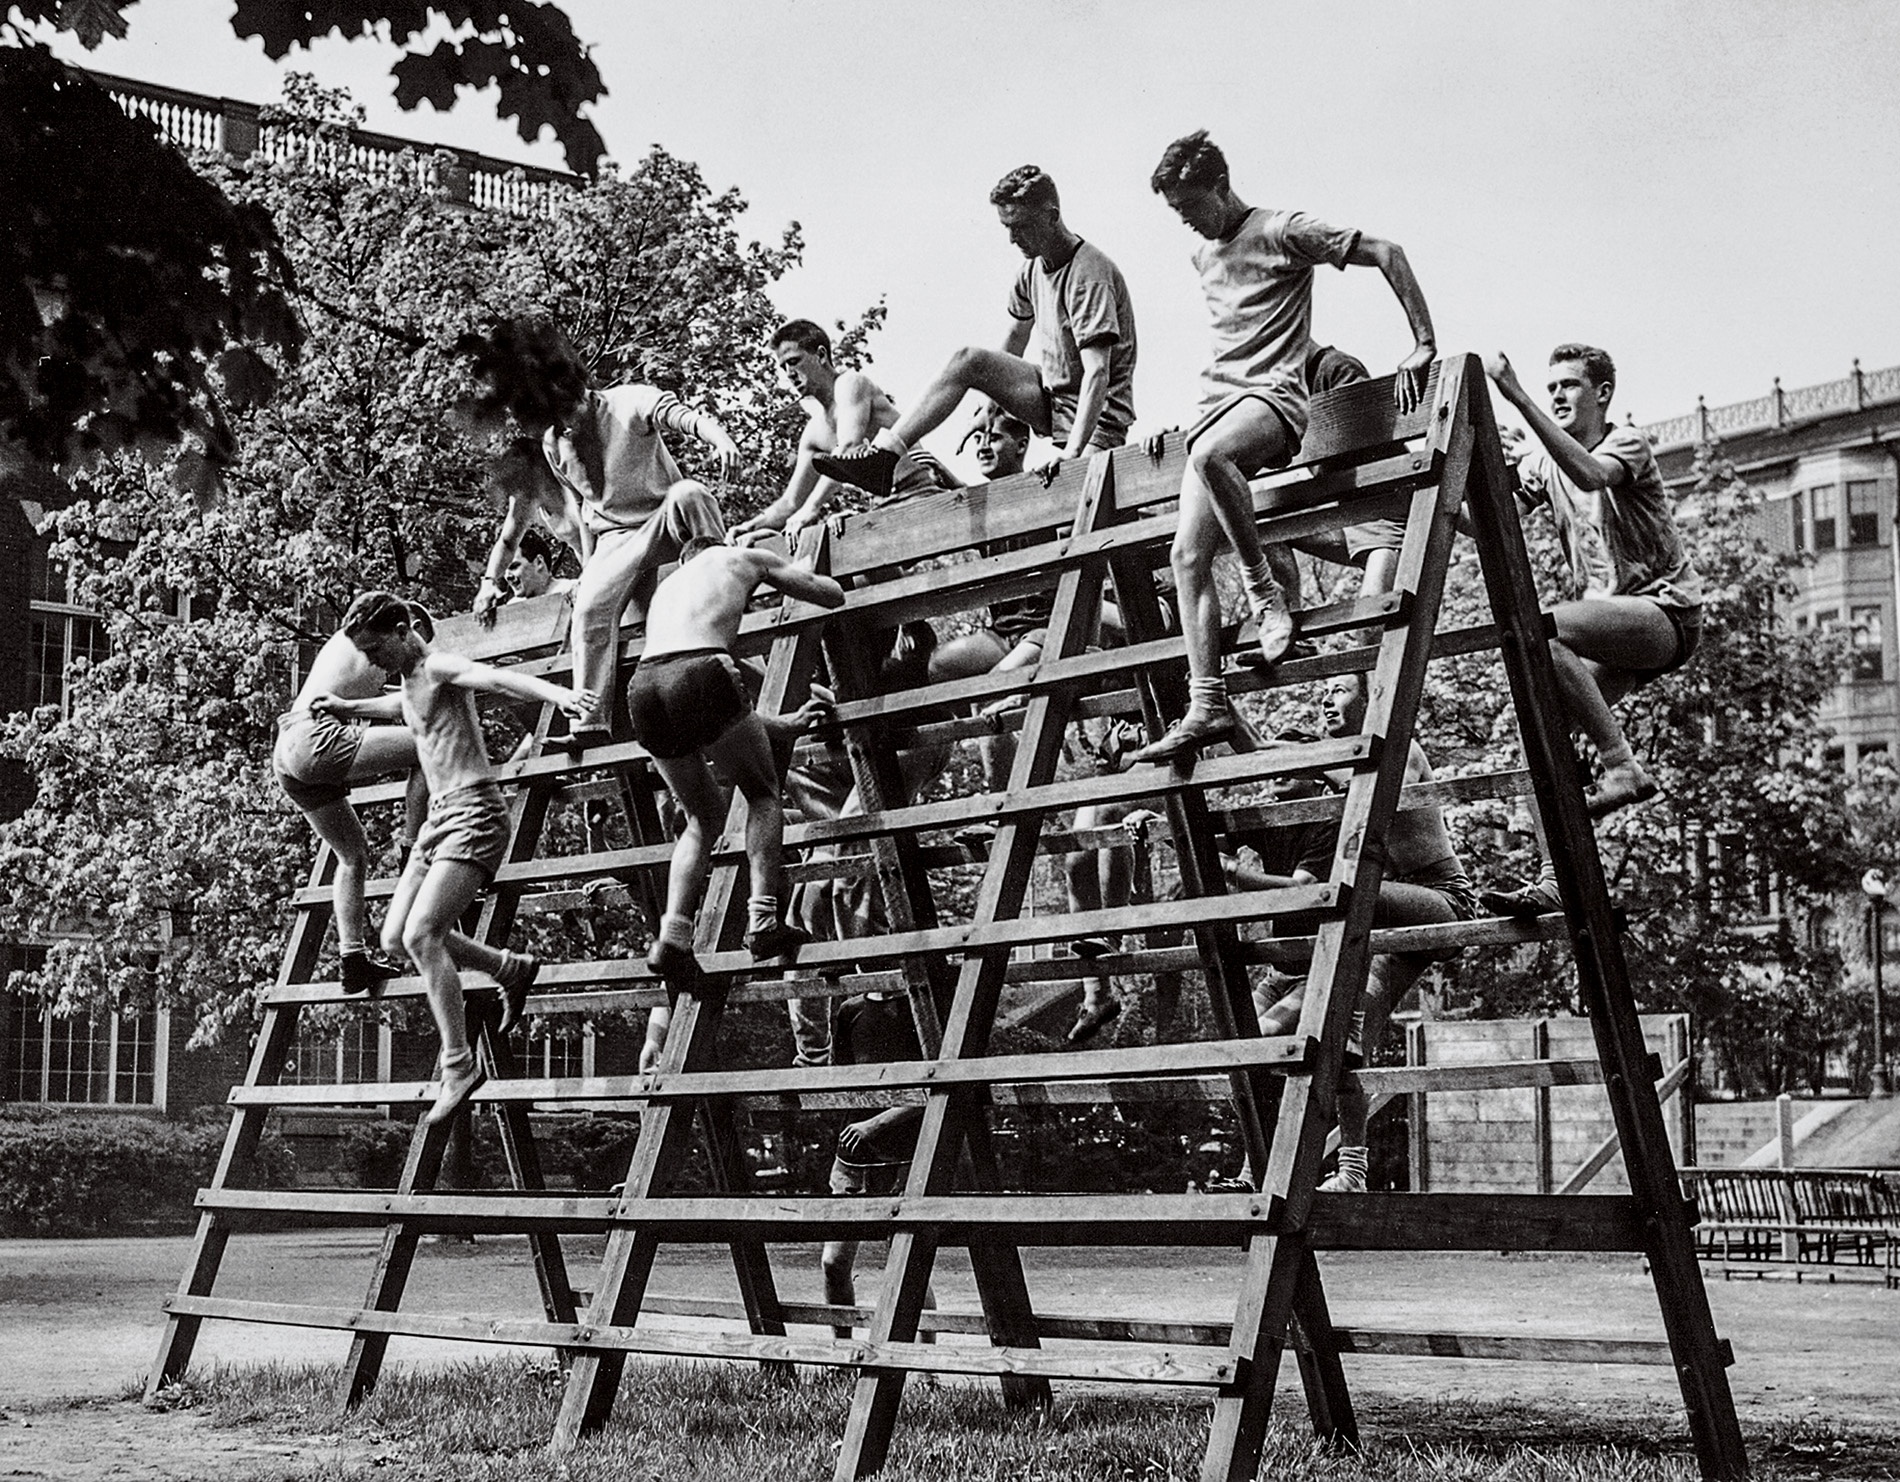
[{"xmin": 49, "ymin": 0, "xmax": 1900, "ymax": 455}]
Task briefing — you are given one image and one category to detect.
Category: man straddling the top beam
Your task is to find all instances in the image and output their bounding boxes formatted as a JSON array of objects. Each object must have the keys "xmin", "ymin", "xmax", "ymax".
[
  {"xmin": 464, "ymin": 318, "xmax": 742, "ymax": 750},
  {"xmin": 810, "ymin": 165, "xmax": 1137, "ymax": 498},
  {"xmin": 1480, "ymin": 344, "xmax": 1702, "ymax": 916},
  {"xmin": 730, "ymin": 319, "xmax": 960, "ymax": 545},
  {"xmin": 1131, "ymin": 130, "xmax": 1437, "ymax": 764}
]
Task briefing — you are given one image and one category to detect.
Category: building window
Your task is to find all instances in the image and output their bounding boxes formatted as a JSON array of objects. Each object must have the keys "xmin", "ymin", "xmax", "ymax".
[
  {"xmin": 1810, "ymin": 486, "xmax": 1839, "ymax": 550},
  {"xmin": 1852, "ymin": 606, "xmax": 1885, "ymax": 680},
  {"xmin": 1848, "ymin": 480, "xmax": 1883, "ymax": 547},
  {"xmin": 283, "ymin": 1017, "xmax": 380, "ymax": 1085},
  {"xmin": 3, "ymin": 1001, "xmax": 165, "ymax": 1106},
  {"xmin": 1790, "ymin": 492, "xmax": 1806, "ymax": 552},
  {"xmin": 29, "ymin": 611, "xmax": 108, "ymax": 714}
]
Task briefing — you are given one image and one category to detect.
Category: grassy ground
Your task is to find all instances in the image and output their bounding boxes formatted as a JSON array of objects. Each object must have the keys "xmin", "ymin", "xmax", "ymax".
[{"xmin": 136, "ymin": 1358, "xmax": 1900, "ymax": 1482}]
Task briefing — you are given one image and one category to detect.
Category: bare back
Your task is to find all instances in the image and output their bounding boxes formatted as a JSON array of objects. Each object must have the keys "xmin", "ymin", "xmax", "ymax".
[
  {"xmin": 642, "ymin": 546, "xmax": 769, "ymax": 658},
  {"xmin": 1328, "ymin": 741, "xmax": 1457, "ymax": 876}
]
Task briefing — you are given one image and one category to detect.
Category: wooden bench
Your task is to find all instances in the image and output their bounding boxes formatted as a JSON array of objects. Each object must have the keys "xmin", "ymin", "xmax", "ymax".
[{"xmin": 1680, "ymin": 1167, "xmax": 1900, "ymax": 1286}]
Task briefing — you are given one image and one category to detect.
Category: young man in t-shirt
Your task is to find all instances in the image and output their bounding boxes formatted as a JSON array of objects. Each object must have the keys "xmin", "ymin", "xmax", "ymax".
[
  {"xmin": 820, "ymin": 990, "xmax": 935, "ymax": 1339},
  {"xmin": 729, "ymin": 320, "xmax": 959, "ymax": 544},
  {"xmin": 1481, "ymin": 344, "xmax": 1703, "ymax": 914},
  {"xmin": 811, "ymin": 166, "xmax": 1136, "ymax": 498},
  {"xmin": 1132, "ymin": 131, "xmax": 1437, "ymax": 764},
  {"xmin": 465, "ymin": 318, "xmax": 743, "ymax": 749}
]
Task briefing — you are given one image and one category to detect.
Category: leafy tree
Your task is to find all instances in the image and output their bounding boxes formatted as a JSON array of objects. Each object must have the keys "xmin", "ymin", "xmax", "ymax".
[
  {"xmin": 0, "ymin": 2, "xmax": 603, "ymax": 481},
  {"xmin": 1422, "ymin": 444, "xmax": 1867, "ymax": 1092},
  {"xmin": 0, "ymin": 81, "xmax": 877, "ymax": 1043}
]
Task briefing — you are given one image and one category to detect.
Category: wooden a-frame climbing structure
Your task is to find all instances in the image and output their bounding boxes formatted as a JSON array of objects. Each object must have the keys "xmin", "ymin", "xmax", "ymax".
[{"xmin": 150, "ymin": 354, "xmax": 1748, "ymax": 1481}]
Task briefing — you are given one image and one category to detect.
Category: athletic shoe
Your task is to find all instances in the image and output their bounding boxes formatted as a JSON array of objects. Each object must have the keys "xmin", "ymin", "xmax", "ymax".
[
  {"xmin": 745, "ymin": 921, "xmax": 811, "ymax": 961},
  {"xmin": 340, "ymin": 949, "xmax": 401, "ymax": 995},
  {"xmin": 1479, "ymin": 879, "xmax": 1564, "ymax": 918},
  {"xmin": 1252, "ymin": 584, "xmax": 1296, "ymax": 665},
  {"xmin": 1128, "ymin": 709, "xmax": 1236, "ymax": 765},
  {"xmin": 1067, "ymin": 997, "xmax": 1120, "ymax": 1044},
  {"xmin": 495, "ymin": 951, "xmax": 541, "ymax": 1036},
  {"xmin": 427, "ymin": 1059, "xmax": 487, "ymax": 1126},
  {"xmin": 1319, "ymin": 1145, "xmax": 1369, "ymax": 1194},
  {"xmin": 811, "ymin": 446, "xmax": 900, "ymax": 499},
  {"xmin": 646, "ymin": 939, "xmax": 700, "ymax": 982},
  {"xmin": 1070, "ymin": 936, "xmax": 1115, "ymax": 960}
]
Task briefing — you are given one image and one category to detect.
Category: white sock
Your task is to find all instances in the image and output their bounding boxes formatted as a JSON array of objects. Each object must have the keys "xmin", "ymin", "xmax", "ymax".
[
  {"xmin": 339, "ymin": 938, "xmax": 366, "ymax": 957},
  {"xmin": 872, "ymin": 428, "xmax": 909, "ymax": 456},
  {"xmin": 661, "ymin": 912, "xmax": 694, "ymax": 950},
  {"xmin": 1241, "ymin": 557, "xmax": 1282, "ymax": 613},
  {"xmin": 749, "ymin": 895, "xmax": 779, "ymax": 934},
  {"xmin": 1186, "ymin": 675, "xmax": 1228, "ymax": 724},
  {"xmin": 441, "ymin": 1046, "xmax": 475, "ymax": 1076}
]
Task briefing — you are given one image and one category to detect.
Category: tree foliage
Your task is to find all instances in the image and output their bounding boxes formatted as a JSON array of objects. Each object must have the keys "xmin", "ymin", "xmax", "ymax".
[
  {"xmin": 1417, "ymin": 444, "xmax": 1874, "ymax": 1093},
  {"xmin": 0, "ymin": 1, "xmax": 604, "ymax": 483},
  {"xmin": 0, "ymin": 79, "xmax": 877, "ymax": 1042}
]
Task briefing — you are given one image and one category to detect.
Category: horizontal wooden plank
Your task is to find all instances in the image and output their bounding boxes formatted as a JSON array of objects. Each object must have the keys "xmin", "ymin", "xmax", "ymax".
[
  {"xmin": 157, "ymin": 1296, "xmax": 1231, "ymax": 1386},
  {"xmin": 193, "ymin": 1188, "xmax": 1649, "ymax": 1253},
  {"xmin": 230, "ymin": 1032, "xmax": 1314, "ymax": 1110}
]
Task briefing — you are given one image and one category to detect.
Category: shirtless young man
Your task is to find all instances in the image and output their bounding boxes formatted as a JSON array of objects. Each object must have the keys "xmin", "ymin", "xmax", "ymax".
[
  {"xmin": 812, "ymin": 166, "xmax": 1136, "ymax": 498},
  {"xmin": 730, "ymin": 319, "xmax": 959, "ymax": 544},
  {"xmin": 273, "ymin": 629, "xmax": 428, "ymax": 993},
  {"xmin": 319, "ymin": 592, "xmax": 595, "ymax": 1123},
  {"xmin": 505, "ymin": 526, "xmax": 577, "ymax": 604},
  {"xmin": 627, "ymin": 536, "xmax": 846, "ymax": 984},
  {"xmin": 1479, "ymin": 345, "xmax": 1702, "ymax": 914},
  {"xmin": 1133, "ymin": 130, "xmax": 1435, "ymax": 764},
  {"xmin": 464, "ymin": 318, "xmax": 741, "ymax": 748},
  {"xmin": 1244, "ymin": 673, "xmax": 1478, "ymax": 1191}
]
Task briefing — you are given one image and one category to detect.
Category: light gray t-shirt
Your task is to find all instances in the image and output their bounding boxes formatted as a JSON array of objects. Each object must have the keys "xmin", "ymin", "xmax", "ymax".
[
  {"xmin": 1005, "ymin": 240, "xmax": 1137, "ymax": 448},
  {"xmin": 1517, "ymin": 422, "xmax": 1703, "ymax": 609}
]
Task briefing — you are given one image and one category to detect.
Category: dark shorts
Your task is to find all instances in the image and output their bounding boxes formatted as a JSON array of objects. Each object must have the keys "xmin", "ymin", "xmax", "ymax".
[
  {"xmin": 1041, "ymin": 382, "xmax": 1127, "ymax": 452},
  {"xmin": 626, "ymin": 648, "xmax": 749, "ymax": 760},
  {"xmin": 272, "ymin": 709, "xmax": 363, "ymax": 810},
  {"xmin": 411, "ymin": 780, "xmax": 509, "ymax": 881},
  {"xmin": 830, "ymin": 1155, "xmax": 910, "ymax": 1197},
  {"xmin": 1641, "ymin": 602, "xmax": 1702, "ymax": 678}
]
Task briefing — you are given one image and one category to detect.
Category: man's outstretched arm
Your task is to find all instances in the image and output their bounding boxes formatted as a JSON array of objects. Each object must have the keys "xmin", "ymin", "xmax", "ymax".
[
  {"xmin": 1346, "ymin": 235, "xmax": 1437, "ymax": 411},
  {"xmin": 1485, "ymin": 353, "xmax": 1626, "ymax": 491}
]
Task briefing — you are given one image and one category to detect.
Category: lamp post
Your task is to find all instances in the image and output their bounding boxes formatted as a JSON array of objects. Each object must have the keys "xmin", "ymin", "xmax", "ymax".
[{"xmin": 1862, "ymin": 868, "xmax": 1892, "ymax": 1099}]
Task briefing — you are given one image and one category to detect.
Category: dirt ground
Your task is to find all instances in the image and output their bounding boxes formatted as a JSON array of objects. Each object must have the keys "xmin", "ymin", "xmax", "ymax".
[{"xmin": 1, "ymin": 1232, "xmax": 1896, "ymax": 1478}]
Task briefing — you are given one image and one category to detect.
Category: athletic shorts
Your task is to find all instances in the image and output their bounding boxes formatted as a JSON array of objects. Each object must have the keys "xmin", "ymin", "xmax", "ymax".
[
  {"xmin": 830, "ymin": 1155, "xmax": 911, "ymax": 1197},
  {"xmin": 412, "ymin": 780, "xmax": 509, "ymax": 881},
  {"xmin": 272, "ymin": 708, "xmax": 364, "ymax": 810},
  {"xmin": 626, "ymin": 648, "xmax": 749, "ymax": 760},
  {"xmin": 1392, "ymin": 855, "xmax": 1481, "ymax": 924},
  {"xmin": 1635, "ymin": 601, "xmax": 1702, "ymax": 679},
  {"xmin": 1040, "ymin": 383, "xmax": 1126, "ymax": 453},
  {"xmin": 1185, "ymin": 386, "xmax": 1306, "ymax": 462}
]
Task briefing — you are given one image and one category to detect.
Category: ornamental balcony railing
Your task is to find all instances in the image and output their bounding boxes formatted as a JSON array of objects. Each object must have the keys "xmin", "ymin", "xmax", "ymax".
[
  {"xmin": 81, "ymin": 65, "xmax": 575, "ymax": 218},
  {"xmin": 1641, "ymin": 360, "xmax": 1900, "ymax": 453}
]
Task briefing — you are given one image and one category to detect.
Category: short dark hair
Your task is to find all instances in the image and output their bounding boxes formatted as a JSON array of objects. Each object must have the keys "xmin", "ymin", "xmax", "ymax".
[
  {"xmin": 679, "ymin": 534, "xmax": 726, "ymax": 563},
  {"xmin": 1551, "ymin": 343, "xmax": 1616, "ymax": 397},
  {"xmin": 517, "ymin": 527, "xmax": 558, "ymax": 569},
  {"xmin": 990, "ymin": 165, "xmax": 1059, "ymax": 212},
  {"xmin": 339, "ymin": 590, "xmax": 412, "ymax": 640},
  {"xmin": 455, "ymin": 316, "xmax": 590, "ymax": 432},
  {"xmin": 1150, "ymin": 130, "xmax": 1228, "ymax": 194},
  {"xmin": 982, "ymin": 406, "xmax": 1032, "ymax": 444},
  {"xmin": 771, "ymin": 319, "xmax": 832, "ymax": 362}
]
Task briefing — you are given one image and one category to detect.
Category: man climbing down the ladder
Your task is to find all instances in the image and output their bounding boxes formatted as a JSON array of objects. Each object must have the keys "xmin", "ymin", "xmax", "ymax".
[
  {"xmin": 1480, "ymin": 344, "xmax": 1703, "ymax": 916},
  {"xmin": 321, "ymin": 594, "xmax": 596, "ymax": 1124},
  {"xmin": 1131, "ymin": 129, "xmax": 1438, "ymax": 764},
  {"xmin": 1244, "ymin": 674, "xmax": 1479, "ymax": 1190},
  {"xmin": 462, "ymin": 317, "xmax": 742, "ymax": 749},
  {"xmin": 629, "ymin": 533, "xmax": 846, "ymax": 988}
]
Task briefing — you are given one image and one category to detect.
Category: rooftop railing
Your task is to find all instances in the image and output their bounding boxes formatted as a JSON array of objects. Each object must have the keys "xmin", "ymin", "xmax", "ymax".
[
  {"xmin": 1642, "ymin": 360, "xmax": 1900, "ymax": 453},
  {"xmin": 82, "ymin": 66, "xmax": 576, "ymax": 219}
]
